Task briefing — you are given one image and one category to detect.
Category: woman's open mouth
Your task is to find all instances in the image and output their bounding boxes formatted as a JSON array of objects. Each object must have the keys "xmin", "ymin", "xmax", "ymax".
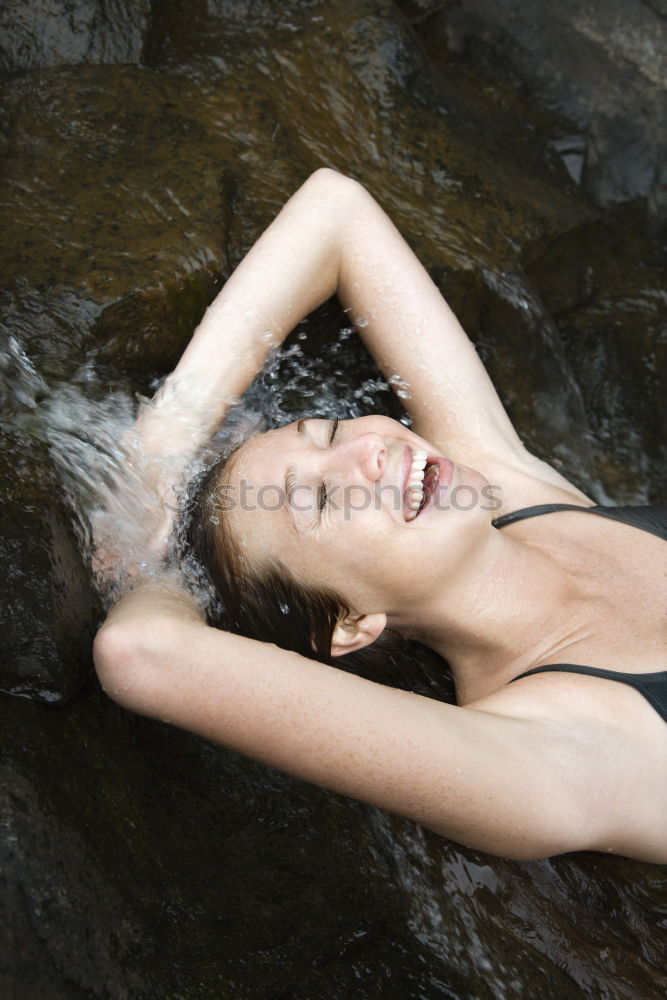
[{"xmin": 403, "ymin": 450, "xmax": 453, "ymax": 521}]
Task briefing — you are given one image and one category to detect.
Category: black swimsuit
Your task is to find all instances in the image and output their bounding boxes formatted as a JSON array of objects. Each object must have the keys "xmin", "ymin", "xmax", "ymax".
[{"xmin": 491, "ymin": 503, "xmax": 667, "ymax": 723}]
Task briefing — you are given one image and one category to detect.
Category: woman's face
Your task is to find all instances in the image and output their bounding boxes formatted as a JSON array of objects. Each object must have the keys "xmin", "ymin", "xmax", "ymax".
[{"xmin": 222, "ymin": 415, "xmax": 494, "ymax": 623}]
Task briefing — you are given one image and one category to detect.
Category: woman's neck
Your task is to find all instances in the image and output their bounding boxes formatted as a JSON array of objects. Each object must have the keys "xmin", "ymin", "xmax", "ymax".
[{"xmin": 404, "ymin": 528, "xmax": 584, "ymax": 702}]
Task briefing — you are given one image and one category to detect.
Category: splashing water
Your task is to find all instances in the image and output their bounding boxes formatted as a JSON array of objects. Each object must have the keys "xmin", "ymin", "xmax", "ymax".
[
  {"xmin": 2, "ymin": 338, "xmax": 161, "ymax": 602},
  {"xmin": 249, "ymin": 328, "xmax": 406, "ymax": 426},
  {"xmin": 1, "ymin": 328, "xmax": 405, "ymax": 608}
]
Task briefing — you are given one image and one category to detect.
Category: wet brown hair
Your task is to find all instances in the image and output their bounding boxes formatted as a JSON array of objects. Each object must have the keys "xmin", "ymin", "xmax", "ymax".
[{"xmin": 187, "ymin": 448, "xmax": 351, "ymax": 663}]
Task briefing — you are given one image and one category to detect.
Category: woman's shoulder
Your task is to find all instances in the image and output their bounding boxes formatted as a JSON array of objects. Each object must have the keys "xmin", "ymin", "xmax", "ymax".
[
  {"xmin": 478, "ymin": 446, "xmax": 594, "ymax": 518},
  {"xmin": 463, "ymin": 673, "xmax": 667, "ymax": 862}
]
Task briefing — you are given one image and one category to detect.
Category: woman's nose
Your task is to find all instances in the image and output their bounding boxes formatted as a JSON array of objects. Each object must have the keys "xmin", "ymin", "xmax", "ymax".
[{"xmin": 327, "ymin": 433, "xmax": 386, "ymax": 482}]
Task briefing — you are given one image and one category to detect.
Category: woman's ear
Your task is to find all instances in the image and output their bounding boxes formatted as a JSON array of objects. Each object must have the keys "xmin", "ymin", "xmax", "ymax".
[{"xmin": 330, "ymin": 613, "xmax": 387, "ymax": 657}]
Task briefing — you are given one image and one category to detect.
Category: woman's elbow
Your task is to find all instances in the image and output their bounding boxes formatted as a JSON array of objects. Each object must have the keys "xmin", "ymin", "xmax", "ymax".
[
  {"xmin": 306, "ymin": 166, "xmax": 364, "ymax": 201},
  {"xmin": 93, "ymin": 619, "xmax": 161, "ymax": 713}
]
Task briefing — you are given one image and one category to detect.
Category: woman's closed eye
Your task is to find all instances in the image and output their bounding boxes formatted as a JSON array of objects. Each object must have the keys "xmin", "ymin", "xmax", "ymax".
[
  {"xmin": 328, "ymin": 418, "xmax": 339, "ymax": 445},
  {"xmin": 317, "ymin": 419, "xmax": 339, "ymax": 518},
  {"xmin": 318, "ymin": 481, "xmax": 329, "ymax": 514}
]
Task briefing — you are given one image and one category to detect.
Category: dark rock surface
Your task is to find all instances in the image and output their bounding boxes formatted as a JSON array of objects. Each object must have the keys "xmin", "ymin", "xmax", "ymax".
[
  {"xmin": 526, "ymin": 206, "xmax": 667, "ymax": 499},
  {"xmin": 0, "ymin": 64, "xmax": 229, "ymax": 380},
  {"xmin": 1, "ymin": 1, "xmax": 665, "ymax": 998},
  {"xmin": 0, "ymin": 0, "xmax": 152, "ymax": 80},
  {"xmin": 0, "ymin": 431, "xmax": 96, "ymax": 705},
  {"xmin": 398, "ymin": 0, "xmax": 667, "ymax": 219}
]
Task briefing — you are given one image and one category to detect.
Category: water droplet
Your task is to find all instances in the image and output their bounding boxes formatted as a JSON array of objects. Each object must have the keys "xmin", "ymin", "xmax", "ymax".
[
  {"xmin": 279, "ymin": 602, "xmax": 290, "ymax": 614},
  {"xmin": 355, "ymin": 316, "xmax": 369, "ymax": 328},
  {"xmin": 260, "ymin": 330, "xmax": 275, "ymax": 344}
]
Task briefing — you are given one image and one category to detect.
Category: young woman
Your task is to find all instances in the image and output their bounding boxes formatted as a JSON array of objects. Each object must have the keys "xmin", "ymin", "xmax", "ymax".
[{"xmin": 93, "ymin": 168, "xmax": 667, "ymax": 863}]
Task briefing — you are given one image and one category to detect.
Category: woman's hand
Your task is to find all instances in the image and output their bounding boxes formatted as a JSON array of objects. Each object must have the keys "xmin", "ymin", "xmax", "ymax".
[{"xmin": 90, "ymin": 427, "xmax": 183, "ymax": 594}]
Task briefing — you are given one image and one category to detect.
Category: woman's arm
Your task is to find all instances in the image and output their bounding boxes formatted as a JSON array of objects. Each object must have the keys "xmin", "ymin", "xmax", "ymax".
[
  {"xmin": 94, "ymin": 574, "xmax": 595, "ymax": 861},
  {"xmin": 96, "ymin": 169, "xmax": 369, "ymax": 568},
  {"xmin": 136, "ymin": 168, "xmax": 530, "ymax": 479}
]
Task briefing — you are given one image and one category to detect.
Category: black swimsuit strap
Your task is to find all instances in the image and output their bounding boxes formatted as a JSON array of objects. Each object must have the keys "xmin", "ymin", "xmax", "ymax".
[
  {"xmin": 492, "ymin": 503, "xmax": 667, "ymax": 542},
  {"xmin": 492, "ymin": 502, "xmax": 592, "ymax": 529},
  {"xmin": 510, "ymin": 664, "xmax": 667, "ymax": 723}
]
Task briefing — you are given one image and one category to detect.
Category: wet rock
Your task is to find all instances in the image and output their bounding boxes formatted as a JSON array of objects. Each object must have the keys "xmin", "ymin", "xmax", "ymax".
[
  {"xmin": 528, "ymin": 208, "xmax": 667, "ymax": 501},
  {"xmin": 0, "ymin": 0, "xmax": 152, "ymax": 80},
  {"xmin": 397, "ymin": 0, "xmax": 667, "ymax": 219},
  {"xmin": 384, "ymin": 817, "xmax": 667, "ymax": 1000},
  {"xmin": 0, "ymin": 690, "xmax": 461, "ymax": 999},
  {"xmin": 0, "ymin": 64, "xmax": 232, "ymax": 382},
  {"xmin": 0, "ymin": 431, "xmax": 96, "ymax": 704}
]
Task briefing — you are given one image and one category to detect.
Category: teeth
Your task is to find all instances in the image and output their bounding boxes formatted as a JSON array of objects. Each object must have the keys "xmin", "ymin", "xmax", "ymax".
[
  {"xmin": 407, "ymin": 485, "xmax": 424, "ymax": 511},
  {"xmin": 408, "ymin": 449, "xmax": 427, "ymax": 485},
  {"xmin": 405, "ymin": 451, "xmax": 440, "ymax": 520}
]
